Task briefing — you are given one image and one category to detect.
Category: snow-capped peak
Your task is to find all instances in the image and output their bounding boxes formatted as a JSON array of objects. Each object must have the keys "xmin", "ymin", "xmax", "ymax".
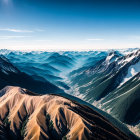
[{"xmin": 105, "ymin": 51, "xmax": 122, "ymax": 64}]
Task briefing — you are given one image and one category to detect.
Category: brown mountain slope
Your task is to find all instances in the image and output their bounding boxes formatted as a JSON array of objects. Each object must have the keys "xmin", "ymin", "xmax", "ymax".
[{"xmin": 0, "ymin": 86, "xmax": 137, "ymax": 140}]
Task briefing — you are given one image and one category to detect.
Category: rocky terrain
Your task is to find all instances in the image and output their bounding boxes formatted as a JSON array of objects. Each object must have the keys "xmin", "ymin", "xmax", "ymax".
[
  {"xmin": 68, "ymin": 49, "xmax": 140, "ymax": 136},
  {"xmin": 0, "ymin": 86, "xmax": 138, "ymax": 140}
]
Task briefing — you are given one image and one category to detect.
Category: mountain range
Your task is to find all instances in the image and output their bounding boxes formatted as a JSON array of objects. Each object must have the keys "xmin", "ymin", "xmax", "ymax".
[{"xmin": 0, "ymin": 48, "xmax": 139, "ymax": 139}]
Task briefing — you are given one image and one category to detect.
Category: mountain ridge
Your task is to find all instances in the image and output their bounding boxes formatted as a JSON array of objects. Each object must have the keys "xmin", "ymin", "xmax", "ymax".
[{"xmin": 0, "ymin": 86, "xmax": 139, "ymax": 140}]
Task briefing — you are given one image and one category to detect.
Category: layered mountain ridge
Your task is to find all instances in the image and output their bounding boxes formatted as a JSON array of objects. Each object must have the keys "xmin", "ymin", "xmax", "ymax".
[
  {"xmin": 0, "ymin": 48, "xmax": 140, "ymax": 138},
  {"xmin": 0, "ymin": 55, "xmax": 63, "ymax": 94}
]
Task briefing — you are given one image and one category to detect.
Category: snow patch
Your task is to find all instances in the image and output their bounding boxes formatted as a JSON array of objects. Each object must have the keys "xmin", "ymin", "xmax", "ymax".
[
  {"xmin": 119, "ymin": 61, "xmax": 140, "ymax": 87},
  {"xmin": 106, "ymin": 108, "xmax": 112, "ymax": 113},
  {"xmin": 127, "ymin": 124, "xmax": 140, "ymax": 138},
  {"xmin": 93, "ymin": 97, "xmax": 105, "ymax": 109},
  {"xmin": 105, "ymin": 53, "xmax": 117, "ymax": 64}
]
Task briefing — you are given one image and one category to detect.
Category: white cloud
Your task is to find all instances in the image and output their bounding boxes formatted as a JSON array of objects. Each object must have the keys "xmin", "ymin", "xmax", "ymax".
[
  {"xmin": 0, "ymin": 28, "xmax": 33, "ymax": 33},
  {"xmin": 0, "ymin": 28, "xmax": 46, "ymax": 33},
  {"xmin": 0, "ymin": 36, "xmax": 31, "ymax": 39},
  {"xmin": 87, "ymin": 38, "xmax": 104, "ymax": 41}
]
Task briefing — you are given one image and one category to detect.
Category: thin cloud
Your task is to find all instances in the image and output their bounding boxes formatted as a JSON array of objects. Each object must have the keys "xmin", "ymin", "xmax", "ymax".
[
  {"xmin": 87, "ymin": 38, "xmax": 104, "ymax": 41},
  {"xmin": 0, "ymin": 36, "xmax": 31, "ymax": 39},
  {"xmin": 0, "ymin": 28, "xmax": 33, "ymax": 33},
  {"xmin": 35, "ymin": 39, "xmax": 52, "ymax": 42}
]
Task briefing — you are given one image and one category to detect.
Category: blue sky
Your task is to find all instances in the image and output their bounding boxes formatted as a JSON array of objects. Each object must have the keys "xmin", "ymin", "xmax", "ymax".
[{"xmin": 0, "ymin": 0, "xmax": 140, "ymax": 50}]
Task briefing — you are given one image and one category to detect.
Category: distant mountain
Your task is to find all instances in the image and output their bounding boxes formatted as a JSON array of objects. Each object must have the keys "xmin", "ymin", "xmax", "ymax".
[
  {"xmin": 3, "ymin": 51, "xmax": 77, "ymax": 90},
  {"xmin": 0, "ymin": 55, "xmax": 63, "ymax": 94},
  {"xmin": 0, "ymin": 86, "xmax": 138, "ymax": 140}
]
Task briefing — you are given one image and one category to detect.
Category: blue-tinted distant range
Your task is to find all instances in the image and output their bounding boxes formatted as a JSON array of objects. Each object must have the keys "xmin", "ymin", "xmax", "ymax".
[{"xmin": 0, "ymin": 0, "xmax": 140, "ymax": 50}]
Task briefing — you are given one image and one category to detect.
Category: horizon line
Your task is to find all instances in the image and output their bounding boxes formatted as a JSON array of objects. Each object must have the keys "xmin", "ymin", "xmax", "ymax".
[{"xmin": 0, "ymin": 47, "xmax": 139, "ymax": 52}]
